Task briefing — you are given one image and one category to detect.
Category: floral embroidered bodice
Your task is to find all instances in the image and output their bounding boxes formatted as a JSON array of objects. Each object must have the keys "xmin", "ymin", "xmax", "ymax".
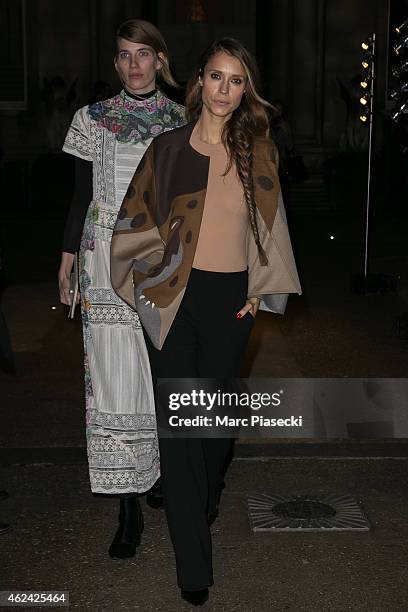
[{"xmin": 88, "ymin": 89, "xmax": 185, "ymax": 144}]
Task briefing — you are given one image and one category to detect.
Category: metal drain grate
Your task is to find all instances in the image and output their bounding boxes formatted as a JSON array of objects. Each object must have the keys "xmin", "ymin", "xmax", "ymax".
[{"xmin": 247, "ymin": 493, "xmax": 370, "ymax": 532}]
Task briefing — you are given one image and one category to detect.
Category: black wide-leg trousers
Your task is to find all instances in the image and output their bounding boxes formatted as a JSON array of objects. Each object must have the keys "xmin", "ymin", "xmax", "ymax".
[{"xmin": 143, "ymin": 268, "xmax": 254, "ymax": 590}]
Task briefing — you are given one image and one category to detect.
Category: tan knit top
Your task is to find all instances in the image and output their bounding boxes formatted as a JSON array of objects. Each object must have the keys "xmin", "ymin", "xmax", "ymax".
[{"xmin": 189, "ymin": 123, "xmax": 249, "ymax": 272}]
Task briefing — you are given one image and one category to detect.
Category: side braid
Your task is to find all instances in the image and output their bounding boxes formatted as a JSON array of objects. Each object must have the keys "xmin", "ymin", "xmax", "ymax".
[{"xmin": 226, "ymin": 124, "xmax": 268, "ymax": 267}]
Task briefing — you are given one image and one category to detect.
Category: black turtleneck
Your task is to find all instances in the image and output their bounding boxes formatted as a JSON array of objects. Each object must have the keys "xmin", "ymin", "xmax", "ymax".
[
  {"xmin": 62, "ymin": 89, "xmax": 157, "ymax": 253},
  {"xmin": 124, "ymin": 88, "xmax": 156, "ymax": 100}
]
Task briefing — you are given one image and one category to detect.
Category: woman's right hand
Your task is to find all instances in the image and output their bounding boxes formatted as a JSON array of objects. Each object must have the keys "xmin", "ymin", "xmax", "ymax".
[{"xmin": 58, "ymin": 252, "xmax": 79, "ymax": 305}]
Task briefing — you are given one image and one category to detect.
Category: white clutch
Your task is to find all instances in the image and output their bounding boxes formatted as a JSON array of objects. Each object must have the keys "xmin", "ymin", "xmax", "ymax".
[{"xmin": 68, "ymin": 253, "xmax": 79, "ymax": 319}]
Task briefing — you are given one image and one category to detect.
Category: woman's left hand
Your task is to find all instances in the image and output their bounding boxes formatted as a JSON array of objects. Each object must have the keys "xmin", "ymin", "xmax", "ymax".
[{"xmin": 236, "ymin": 297, "xmax": 260, "ymax": 319}]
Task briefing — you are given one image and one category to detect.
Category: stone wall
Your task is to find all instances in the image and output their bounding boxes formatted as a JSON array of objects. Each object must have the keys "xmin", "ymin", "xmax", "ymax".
[{"xmin": 0, "ymin": 0, "xmax": 392, "ymax": 163}]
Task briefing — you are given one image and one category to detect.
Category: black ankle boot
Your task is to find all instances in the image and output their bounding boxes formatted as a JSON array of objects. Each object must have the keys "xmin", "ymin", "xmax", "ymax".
[
  {"xmin": 181, "ymin": 588, "xmax": 209, "ymax": 606},
  {"xmin": 108, "ymin": 496, "xmax": 144, "ymax": 559},
  {"xmin": 146, "ymin": 477, "xmax": 163, "ymax": 509}
]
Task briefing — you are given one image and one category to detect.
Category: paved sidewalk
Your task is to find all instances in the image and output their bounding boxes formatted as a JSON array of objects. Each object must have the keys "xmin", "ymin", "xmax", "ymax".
[{"xmin": 1, "ymin": 456, "xmax": 408, "ymax": 611}]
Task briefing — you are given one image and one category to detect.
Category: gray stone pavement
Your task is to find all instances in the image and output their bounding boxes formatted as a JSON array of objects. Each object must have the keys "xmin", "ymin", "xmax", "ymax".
[{"xmin": 1, "ymin": 456, "xmax": 408, "ymax": 611}]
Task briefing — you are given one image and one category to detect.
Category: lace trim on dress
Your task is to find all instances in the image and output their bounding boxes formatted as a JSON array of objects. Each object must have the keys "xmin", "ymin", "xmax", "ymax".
[
  {"xmin": 88, "ymin": 435, "xmax": 160, "ymax": 493},
  {"xmin": 87, "ymin": 408, "xmax": 157, "ymax": 432}
]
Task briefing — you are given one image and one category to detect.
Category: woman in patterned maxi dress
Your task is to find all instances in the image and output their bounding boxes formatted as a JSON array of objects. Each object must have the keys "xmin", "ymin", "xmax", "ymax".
[{"xmin": 58, "ymin": 20, "xmax": 185, "ymax": 558}]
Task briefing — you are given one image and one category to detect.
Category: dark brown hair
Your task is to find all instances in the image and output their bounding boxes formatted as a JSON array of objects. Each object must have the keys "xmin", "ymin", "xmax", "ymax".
[
  {"xmin": 116, "ymin": 19, "xmax": 178, "ymax": 88},
  {"xmin": 186, "ymin": 38, "xmax": 272, "ymax": 265}
]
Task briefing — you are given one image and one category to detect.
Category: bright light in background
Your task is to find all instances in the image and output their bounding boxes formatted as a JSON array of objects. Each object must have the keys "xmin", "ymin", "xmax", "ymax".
[
  {"xmin": 330, "ymin": 235, "xmax": 335, "ymax": 240},
  {"xmin": 395, "ymin": 17, "xmax": 408, "ymax": 34},
  {"xmin": 51, "ymin": 306, "xmax": 57, "ymax": 310}
]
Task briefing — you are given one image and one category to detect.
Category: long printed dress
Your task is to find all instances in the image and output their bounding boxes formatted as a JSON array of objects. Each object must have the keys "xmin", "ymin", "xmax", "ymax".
[{"xmin": 63, "ymin": 90, "xmax": 185, "ymax": 494}]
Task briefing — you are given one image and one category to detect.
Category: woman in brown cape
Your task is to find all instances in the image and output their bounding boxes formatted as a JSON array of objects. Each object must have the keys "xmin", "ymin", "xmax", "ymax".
[{"xmin": 111, "ymin": 38, "xmax": 301, "ymax": 606}]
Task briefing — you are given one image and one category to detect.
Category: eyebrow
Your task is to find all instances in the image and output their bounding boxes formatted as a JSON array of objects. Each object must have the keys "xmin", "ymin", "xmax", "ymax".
[
  {"xmin": 118, "ymin": 47, "xmax": 152, "ymax": 53},
  {"xmin": 205, "ymin": 66, "xmax": 246, "ymax": 79}
]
